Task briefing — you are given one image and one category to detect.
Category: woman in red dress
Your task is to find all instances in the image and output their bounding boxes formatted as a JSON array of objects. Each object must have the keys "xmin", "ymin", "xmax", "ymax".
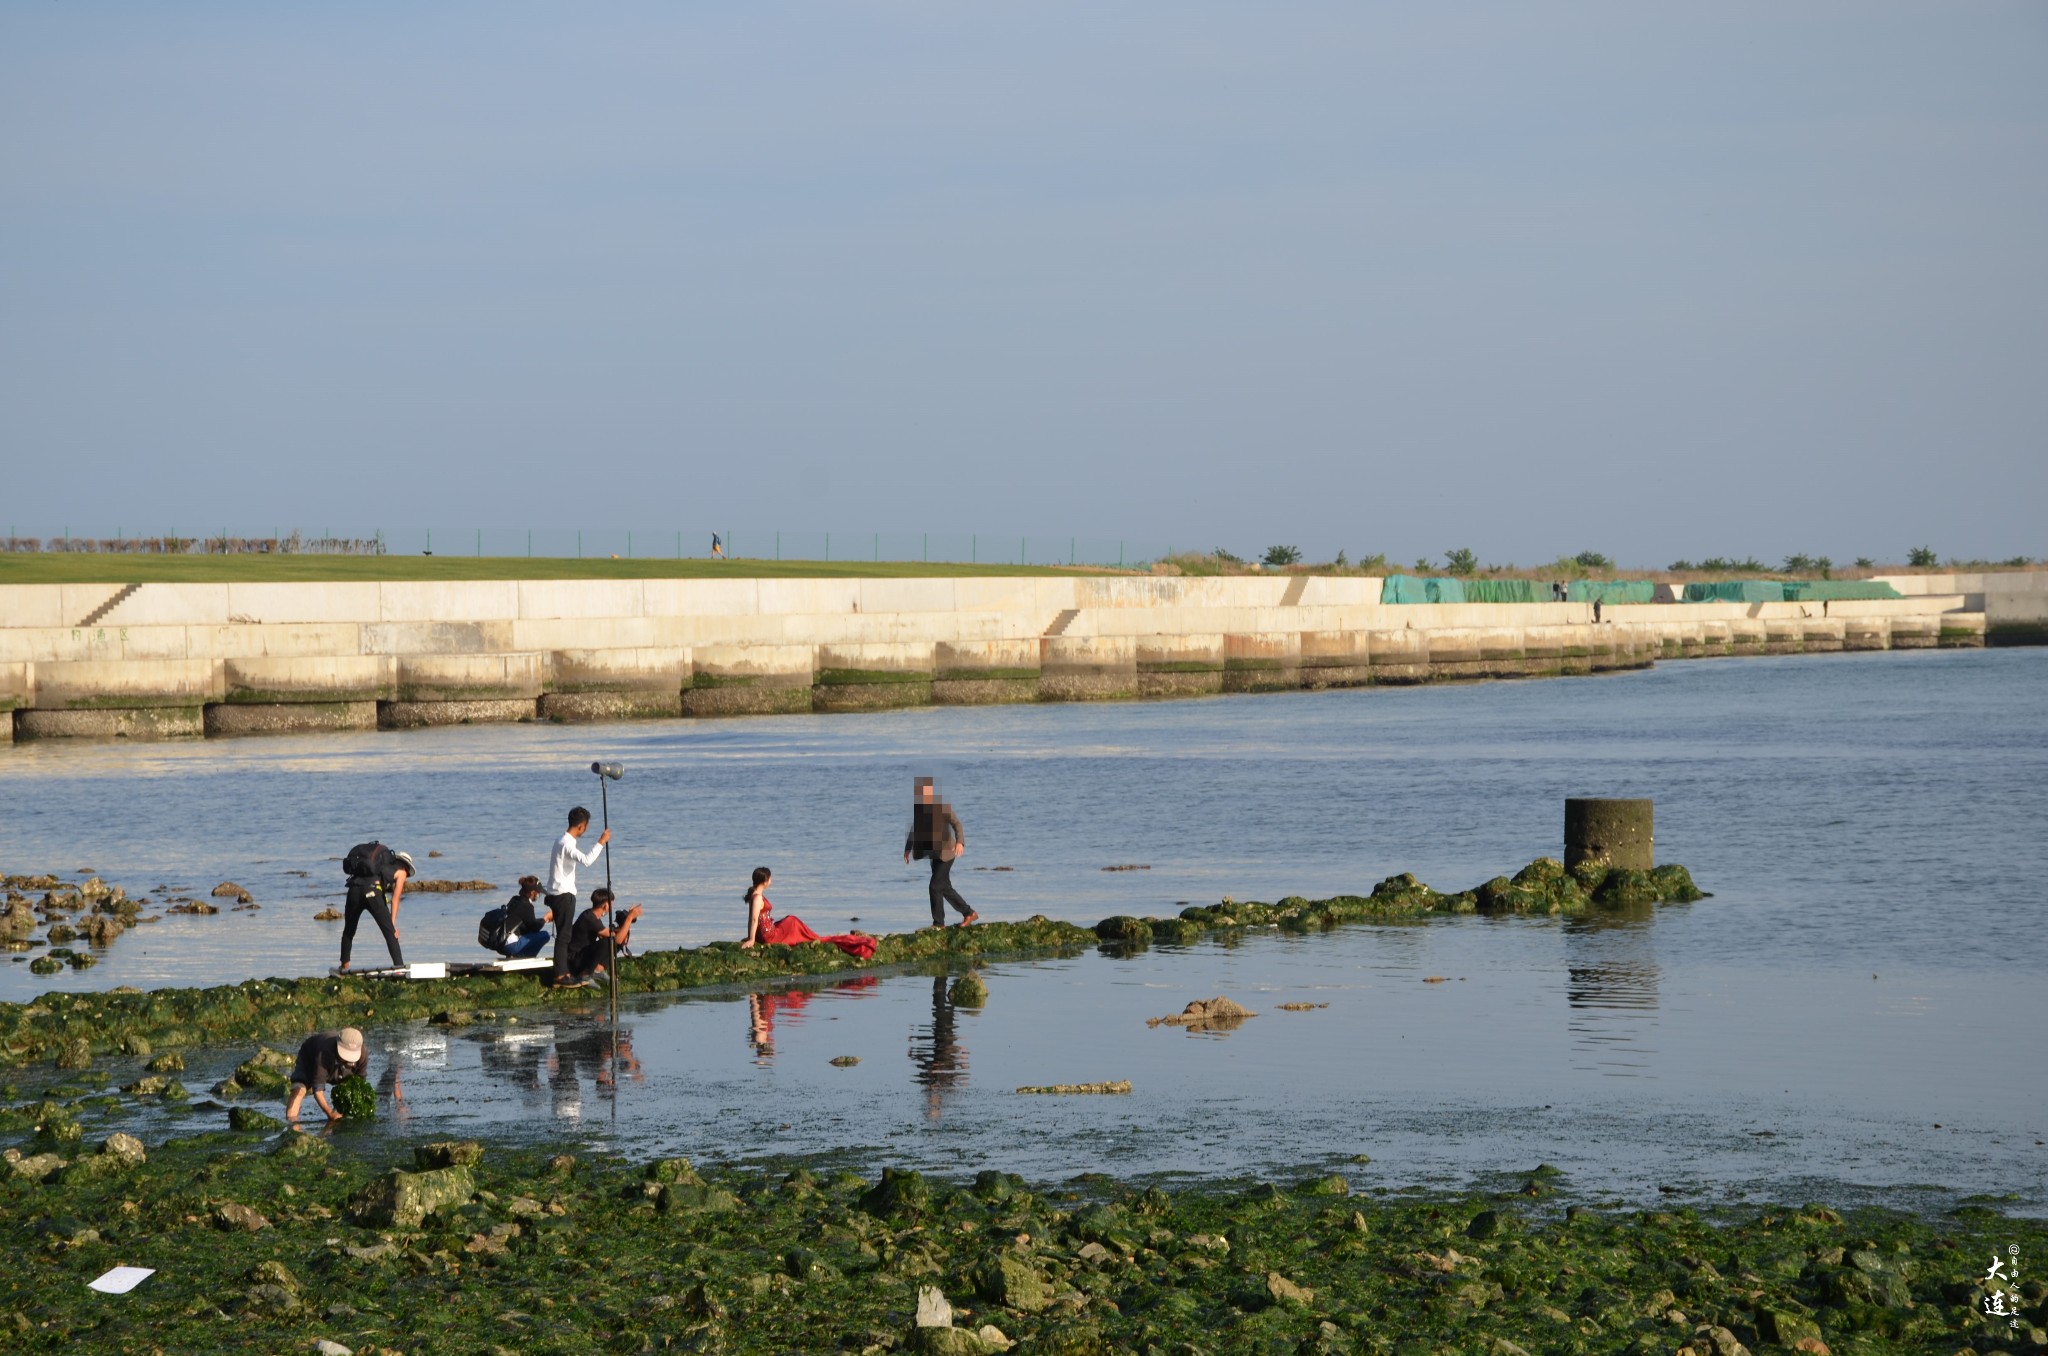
[{"xmin": 741, "ymin": 867, "xmax": 877, "ymax": 961}]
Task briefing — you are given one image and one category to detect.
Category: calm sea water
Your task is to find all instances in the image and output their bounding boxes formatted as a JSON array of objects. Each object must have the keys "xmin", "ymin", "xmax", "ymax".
[{"xmin": 3, "ymin": 648, "xmax": 2044, "ymax": 1208}]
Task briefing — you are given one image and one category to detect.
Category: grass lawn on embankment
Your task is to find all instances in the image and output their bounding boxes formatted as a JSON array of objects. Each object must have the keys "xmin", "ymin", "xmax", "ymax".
[{"xmin": 0, "ymin": 557, "xmax": 1128, "ymax": 585}]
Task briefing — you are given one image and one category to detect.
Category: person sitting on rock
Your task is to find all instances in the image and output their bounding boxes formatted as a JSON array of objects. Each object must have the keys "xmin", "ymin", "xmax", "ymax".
[
  {"xmin": 742, "ymin": 867, "xmax": 877, "ymax": 960},
  {"xmin": 284, "ymin": 1027, "xmax": 367, "ymax": 1122},
  {"xmin": 565, "ymin": 888, "xmax": 641, "ymax": 984}
]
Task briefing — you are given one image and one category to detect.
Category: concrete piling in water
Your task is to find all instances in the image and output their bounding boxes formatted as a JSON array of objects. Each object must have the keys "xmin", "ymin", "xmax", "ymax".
[{"xmin": 1564, "ymin": 798, "xmax": 1654, "ymax": 870}]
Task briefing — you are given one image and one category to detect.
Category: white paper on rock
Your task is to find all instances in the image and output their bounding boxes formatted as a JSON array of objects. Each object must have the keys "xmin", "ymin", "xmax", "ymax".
[{"xmin": 88, "ymin": 1267, "xmax": 155, "ymax": 1294}]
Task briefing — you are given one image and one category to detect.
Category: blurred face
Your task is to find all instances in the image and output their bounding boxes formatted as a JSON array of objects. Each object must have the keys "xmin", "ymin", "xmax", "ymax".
[{"xmin": 917, "ymin": 783, "xmax": 935, "ymax": 803}]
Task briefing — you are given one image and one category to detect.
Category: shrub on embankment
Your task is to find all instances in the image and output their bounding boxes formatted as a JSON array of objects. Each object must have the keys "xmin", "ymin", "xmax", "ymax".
[{"xmin": 0, "ymin": 861, "xmax": 1703, "ymax": 1069}]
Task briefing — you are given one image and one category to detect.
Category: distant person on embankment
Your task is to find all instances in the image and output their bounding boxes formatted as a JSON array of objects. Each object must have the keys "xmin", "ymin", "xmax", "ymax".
[
  {"xmin": 284, "ymin": 1026, "xmax": 366, "ymax": 1123},
  {"xmin": 545, "ymin": 806, "xmax": 609, "ymax": 989},
  {"xmin": 904, "ymin": 776, "xmax": 977, "ymax": 928},
  {"xmin": 338, "ymin": 842, "xmax": 414, "ymax": 972}
]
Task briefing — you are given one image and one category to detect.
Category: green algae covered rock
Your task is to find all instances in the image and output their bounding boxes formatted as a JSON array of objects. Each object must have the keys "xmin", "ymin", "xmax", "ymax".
[
  {"xmin": 1651, "ymin": 863, "xmax": 1707, "ymax": 902},
  {"xmin": 949, "ymin": 972, "xmax": 989, "ymax": 1007},
  {"xmin": 975, "ymin": 1252, "xmax": 1052, "ymax": 1312},
  {"xmin": 347, "ymin": 1164, "xmax": 475, "ymax": 1227},
  {"xmin": 861, "ymin": 1166, "xmax": 933, "ymax": 1219},
  {"xmin": 659, "ymin": 1181, "xmax": 742, "ymax": 1214},
  {"xmin": 228, "ymin": 1106, "xmax": 284, "ymax": 1133},
  {"xmin": 1591, "ymin": 868, "xmax": 1661, "ymax": 907},
  {"xmin": 414, "ymin": 1140, "xmax": 483, "ymax": 1170},
  {"xmin": 1093, "ymin": 916, "xmax": 1149, "ymax": 946},
  {"xmin": 270, "ymin": 1132, "xmax": 330, "ymax": 1162},
  {"xmin": 330, "ymin": 1075, "xmax": 375, "ymax": 1119}
]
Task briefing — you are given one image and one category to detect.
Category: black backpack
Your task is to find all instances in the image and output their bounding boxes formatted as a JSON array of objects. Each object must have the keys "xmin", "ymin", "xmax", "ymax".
[
  {"xmin": 478, "ymin": 906, "xmax": 513, "ymax": 954},
  {"xmin": 343, "ymin": 841, "xmax": 388, "ymax": 881}
]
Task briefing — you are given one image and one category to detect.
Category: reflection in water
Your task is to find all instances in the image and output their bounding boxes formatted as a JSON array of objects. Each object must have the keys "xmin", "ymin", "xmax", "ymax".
[
  {"xmin": 1563, "ymin": 906, "xmax": 1661, "ymax": 1078},
  {"xmin": 547, "ymin": 1023, "xmax": 643, "ymax": 1118},
  {"xmin": 909, "ymin": 976, "xmax": 969, "ymax": 1122},
  {"xmin": 747, "ymin": 977, "xmax": 881, "ymax": 1065}
]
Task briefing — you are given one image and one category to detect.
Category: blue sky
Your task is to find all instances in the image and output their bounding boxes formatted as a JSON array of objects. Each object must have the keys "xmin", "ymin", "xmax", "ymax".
[{"xmin": 3, "ymin": 2, "xmax": 2044, "ymax": 567}]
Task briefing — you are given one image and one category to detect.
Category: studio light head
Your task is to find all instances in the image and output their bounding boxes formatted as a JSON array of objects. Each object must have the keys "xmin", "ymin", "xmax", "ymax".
[{"xmin": 591, "ymin": 761, "xmax": 625, "ymax": 781}]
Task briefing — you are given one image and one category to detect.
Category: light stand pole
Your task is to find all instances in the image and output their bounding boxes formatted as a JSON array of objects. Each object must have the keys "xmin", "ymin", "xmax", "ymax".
[{"xmin": 590, "ymin": 761, "xmax": 625, "ymax": 1101}]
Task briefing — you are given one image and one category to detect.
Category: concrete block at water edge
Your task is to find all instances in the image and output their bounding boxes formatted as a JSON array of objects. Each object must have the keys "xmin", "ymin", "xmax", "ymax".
[
  {"xmin": 1986, "ymin": 585, "xmax": 2048, "ymax": 644},
  {"xmin": 379, "ymin": 699, "xmax": 538, "ymax": 729},
  {"xmin": 510, "ymin": 617, "xmax": 660, "ymax": 653},
  {"xmin": 0, "ymin": 586, "xmax": 64, "ymax": 629},
  {"xmin": 548, "ymin": 647, "xmax": 692, "ymax": 693},
  {"xmin": 360, "ymin": 621, "xmax": 517, "ymax": 656},
  {"xmin": 394, "ymin": 653, "xmax": 546, "ymax": 702},
  {"xmin": 1364, "ymin": 629, "xmax": 1430, "ymax": 683},
  {"xmin": 1726, "ymin": 619, "xmax": 1768, "ymax": 651},
  {"xmin": 1798, "ymin": 619, "xmax": 1845, "ymax": 652},
  {"xmin": 1840, "ymin": 617, "xmax": 1890, "ymax": 651},
  {"xmin": 223, "ymin": 656, "xmax": 397, "ymax": 703},
  {"xmin": 1423, "ymin": 628, "xmax": 1485, "ymax": 677},
  {"xmin": 206, "ymin": 701, "xmax": 380, "ymax": 736},
  {"xmin": 33, "ymin": 658, "xmax": 223, "ymax": 709},
  {"xmin": 856, "ymin": 579, "xmax": 956, "ymax": 615},
  {"xmin": 815, "ymin": 642, "xmax": 936, "ymax": 685},
  {"xmin": 1938, "ymin": 612, "xmax": 1986, "ymax": 647},
  {"xmin": 1136, "ymin": 633, "xmax": 1226, "ymax": 697},
  {"xmin": 644, "ymin": 578, "xmax": 762, "ymax": 618},
  {"xmin": 0, "ymin": 661, "xmax": 30, "ymax": 713},
  {"xmin": 16, "ymin": 707, "xmax": 205, "ymax": 740},
  {"xmin": 1888, "ymin": 616, "xmax": 1938, "ymax": 649},
  {"xmin": 932, "ymin": 639, "xmax": 1040, "ymax": 705},
  {"xmin": 516, "ymin": 579, "xmax": 646, "ymax": 621},
  {"xmin": 1758, "ymin": 619, "xmax": 1801, "ymax": 654},
  {"xmin": 1298, "ymin": 630, "xmax": 1372, "ymax": 688},
  {"xmin": 1696, "ymin": 621, "xmax": 1732, "ymax": 656},
  {"xmin": 378, "ymin": 581, "xmax": 519, "ymax": 623},
  {"xmin": 224, "ymin": 582, "xmax": 382, "ymax": 624},
  {"xmin": 1039, "ymin": 635, "xmax": 1137, "ymax": 701},
  {"xmin": 184, "ymin": 623, "xmax": 364, "ymax": 661},
  {"xmin": 683, "ymin": 643, "xmax": 814, "ymax": 716},
  {"xmin": 539, "ymin": 691, "xmax": 684, "ymax": 722},
  {"xmin": 1222, "ymin": 632, "xmax": 1301, "ymax": 692}
]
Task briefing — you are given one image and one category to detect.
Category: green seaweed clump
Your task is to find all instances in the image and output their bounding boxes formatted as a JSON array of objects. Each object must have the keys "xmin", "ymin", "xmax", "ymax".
[{"xmin": 329, "ymin": 1075, "xmax": 375, "ymax": 1120}]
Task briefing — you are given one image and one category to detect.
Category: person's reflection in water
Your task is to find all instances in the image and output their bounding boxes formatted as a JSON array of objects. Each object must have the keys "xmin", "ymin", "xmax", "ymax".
[
  {"xmin": 548, "ymin": 1022, "xmax": 641, "ymax": 1115},
  {"xmin": 908, "ymin": 975, "xmax": 968, "ymax": 1123},
  {"xmin": 1561, "ymin": 902, "xmax": 1662, "ymax": 1077},
  {"xmin": 374, "ymin": 1047, "xmax": 411, "ymax": 1128},
  {"xmin": 749, "ymin": 976, "xmax": 881, "ymax": 1066},
  {"xmin": 478, "ymin": 1028, "xmax": 549, "ymax": 1095}
]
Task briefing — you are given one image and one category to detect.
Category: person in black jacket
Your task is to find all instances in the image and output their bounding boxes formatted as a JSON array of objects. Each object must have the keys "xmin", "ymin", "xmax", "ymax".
[
  {"xmin": 339, "ymin": 846, "xmax": 414, "ymax": 972},
  {"xmin": 565, "ymin": 887, "xmax": 642, "ymax": 983},
  {"xmin": 491, "ymin": 876, "xmax": 556, "ymax": 960},
  {"xmin": 904, "ymin": 776, "xmax": 977, "ymax": 928}
]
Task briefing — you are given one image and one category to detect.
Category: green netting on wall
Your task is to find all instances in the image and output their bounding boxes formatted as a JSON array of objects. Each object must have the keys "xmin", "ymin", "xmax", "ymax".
[
  {"xmin": 1460, "ymin": 578, "xmax": 1549, "ymax": 603},
  {"xmin": 1781, "ymin": 580, "xmax": 1903, "ymax": 601},
  {"xmin": 1381, "ymin": 575, "xmax": 1466, "ymax": 604},
  {"xmin": 1567, "ymin": 580, "xmax": 1656, "ymax": 605},
  {"xmin": 1683, "ymin": 580, "xmax": 1787, "ymax": 603}
]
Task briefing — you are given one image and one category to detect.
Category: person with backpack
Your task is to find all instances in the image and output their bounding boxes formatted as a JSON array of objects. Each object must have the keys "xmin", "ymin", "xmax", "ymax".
[
  {"xmin": 481, "ymin": 876, "xmax": 555, "ymax": 960},
  {"xmin": 338, "ymin": 841, "xmax": 415, "ymax": 972}
]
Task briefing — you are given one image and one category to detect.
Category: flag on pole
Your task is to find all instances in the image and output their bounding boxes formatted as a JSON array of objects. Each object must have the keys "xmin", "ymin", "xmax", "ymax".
[{"xmin": 711, "ymin": 534, "xmax": 725, "ymax": 559}]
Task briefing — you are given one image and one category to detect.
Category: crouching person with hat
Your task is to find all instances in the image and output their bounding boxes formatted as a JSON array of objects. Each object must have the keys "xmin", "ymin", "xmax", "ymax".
[{"xmin": 285, "ymin": 1027, "xmax": 368, "ymax": 1122}]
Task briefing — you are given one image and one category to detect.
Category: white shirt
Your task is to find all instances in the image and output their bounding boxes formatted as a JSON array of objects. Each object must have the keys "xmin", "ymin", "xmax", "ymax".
[{"xmin": 545, "ymin": 830, "xmax": 604, "ymax": 896}]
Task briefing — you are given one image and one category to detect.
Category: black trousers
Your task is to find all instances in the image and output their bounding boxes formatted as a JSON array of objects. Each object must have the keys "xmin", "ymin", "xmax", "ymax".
[
  {"xmin": 928, "ymin": 855, "xmax": 971, "ymax": 926},
  {"xmin": 546, "ymin": 892, "xmax": 577, "ymax": 980},
  {"xmin": 341, "ymin": 878, "xmax": 404, "ymax": 968}
]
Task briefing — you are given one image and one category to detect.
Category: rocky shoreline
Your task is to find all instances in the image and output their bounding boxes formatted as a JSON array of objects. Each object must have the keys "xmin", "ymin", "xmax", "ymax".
[{"xmin": 2, "ymin": 1127, "xmax": 2040, "ymax": 1355}]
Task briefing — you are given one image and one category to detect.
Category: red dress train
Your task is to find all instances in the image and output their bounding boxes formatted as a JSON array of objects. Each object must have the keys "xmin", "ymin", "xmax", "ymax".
[{"xmin": 754, "ymin": 899, "xmax": 877, "ymax": 961}]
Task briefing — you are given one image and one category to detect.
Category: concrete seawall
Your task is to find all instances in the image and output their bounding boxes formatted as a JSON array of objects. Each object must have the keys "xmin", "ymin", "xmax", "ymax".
[{"xmin": 0, "ymin": 575, "xmax": 2003, "ymax": 740}]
